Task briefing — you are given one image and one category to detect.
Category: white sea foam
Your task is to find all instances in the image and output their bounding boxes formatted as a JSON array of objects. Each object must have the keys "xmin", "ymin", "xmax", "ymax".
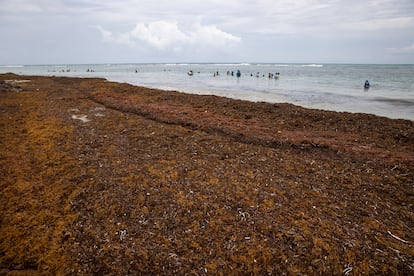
[
  {"xmin": 210, "ymin": 63, "xmax": 251, "ymax": 66},
  {"xmin": 301, "ymin": 64, "xmax": 323, "ymax": 67},
  {"xmin": 165, "ymin": 63, "xmax": 190, "ymax": 66},
  {"xmin": 0, "ymin": 65, "xmax": 24, "ymax": 68}
]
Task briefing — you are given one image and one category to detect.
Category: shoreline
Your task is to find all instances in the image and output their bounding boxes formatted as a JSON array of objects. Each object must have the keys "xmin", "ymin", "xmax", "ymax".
[
  {"xmin": 3, "ymin": 72, "xmax": 414, "ymax": 121},
  {"xmin": 2, "ymin": 62, "xmax": 414, "ymax": 121},
  {"xmin": 1, "ymin": 74, "xmax": 413, "ymax": 274}
]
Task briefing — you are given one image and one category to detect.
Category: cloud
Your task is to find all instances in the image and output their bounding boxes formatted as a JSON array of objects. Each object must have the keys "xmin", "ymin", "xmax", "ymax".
[
  {"xmin": 342, "ymin": 17, "xmax": 414, "ymax": 31},
  {"xmin": 0, "ymin": 0, "xmax": 43, "ymax": 13},
  {"xmin": 93, "ymin": 25, "xmax": 134, "ymax": 47},
  {"xmin": 94, "ymin": 25, "xmax": 112, "ymax": 41},
  {"xmin": 95, "ymin": 21, "xmax": 241, "ymax": 51},
  {"xmin": 388, "ymin": 43, "xmax": 414, "ymax": 54},
  {"xmin": 192, "ymin": 23, "xmax": 242, "ymax": 47},
  {"xmin": 3, "ymin": 0, "xmax": 414, "ymax": 64},
  {"xmin": 130, "ymin": 21, "xmax": 190, "ymax": 50}
]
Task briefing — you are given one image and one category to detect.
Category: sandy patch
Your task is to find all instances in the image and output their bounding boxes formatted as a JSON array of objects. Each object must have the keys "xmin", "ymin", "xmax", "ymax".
[
  {"xmin": 71, "ymin": 114, "xmax": 90, "ymax": 123},
  {"xmin": 4, "ymin": 79, "xmax": 31, "ymax": 84},
  {"xmin": 91, "ymin": 107, "xmax": 106, "ymax": 112}
]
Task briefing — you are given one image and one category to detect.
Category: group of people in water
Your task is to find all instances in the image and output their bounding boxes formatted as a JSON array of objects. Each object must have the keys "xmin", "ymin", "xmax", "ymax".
[
  {"xmin": 188, "ymin": 69, "xmax": 282, "ymax": 79},
  {"xmin": 188, "ymin": 70, "xmax": 371, "ymax": 89},
  {"xmin": 224, "ymin": 70, "xmax": 242, "ymax": 77}
]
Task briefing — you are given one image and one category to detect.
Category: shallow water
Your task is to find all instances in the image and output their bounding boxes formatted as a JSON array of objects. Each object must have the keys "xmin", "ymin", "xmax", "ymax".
[{"xmin": 1, "ymin": 63, "xmax": 413, "ymax": 120}]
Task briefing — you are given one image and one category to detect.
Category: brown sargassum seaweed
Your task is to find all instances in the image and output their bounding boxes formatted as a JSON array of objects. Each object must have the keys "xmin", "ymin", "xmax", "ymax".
[{"xmin": 1, "ymin": 74, "xmax": 413, "ymax": 275}]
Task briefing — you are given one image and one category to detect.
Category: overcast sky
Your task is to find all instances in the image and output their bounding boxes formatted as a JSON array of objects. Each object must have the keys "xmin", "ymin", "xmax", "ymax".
[{"xmin": 1, "ymin": 0, "xmax": 414, "ymax": 64}]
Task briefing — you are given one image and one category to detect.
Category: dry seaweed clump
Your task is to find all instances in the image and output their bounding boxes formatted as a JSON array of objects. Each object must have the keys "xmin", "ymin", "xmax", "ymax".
[{"xmin": 0, "ymin": 74, "xmax": 413, "ymax": 274}]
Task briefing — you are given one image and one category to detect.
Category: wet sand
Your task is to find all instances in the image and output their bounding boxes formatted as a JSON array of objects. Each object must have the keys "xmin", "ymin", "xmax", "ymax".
[{"xmin": 1, "ymin": 73, "xmax": 413, "ymax": 274}]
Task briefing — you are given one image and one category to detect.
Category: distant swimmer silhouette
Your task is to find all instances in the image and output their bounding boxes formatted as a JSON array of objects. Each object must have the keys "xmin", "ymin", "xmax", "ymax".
[
  {"xmin": 364, "ymin": 80, "xmax": 370, "ymax": 89},
  {"xmin": 187, "ymin": 70, "xmax": 193, "ymax": 76}
]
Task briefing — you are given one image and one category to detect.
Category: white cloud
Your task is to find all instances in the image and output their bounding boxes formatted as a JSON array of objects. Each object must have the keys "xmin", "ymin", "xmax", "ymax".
[
  {"xmin": 388, "ymin": 43, "xmax": 414, "ymax": 54},
  {"xmin": 95, "ymin": 21, "xmax": 241, "ymax": 51},
  {"xmin": 130, "ymin": 21, "xmax": 190, "ymax": 50},
  {"xmin": 0, "ymin": 0, "xmax": 43, "ymax": 13},
  {"xmin": 192, "ymin": 24, "xmax": 241, "ymax": 46},
  {"xmin": 94, "ymin": 25, "xmax": 112, "ymax": 41},
  {"xmin": 93, "ymin": 25, "xmax": 134, "ymax": 47},
  {"xmin": 343, "ymin": 17, "xmax": 414, "ymax": 31}
]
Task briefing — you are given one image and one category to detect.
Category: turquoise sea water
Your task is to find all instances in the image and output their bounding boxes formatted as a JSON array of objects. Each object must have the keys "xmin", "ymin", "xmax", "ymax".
[{"xmin": 1, "ymin": 63, "xmax": 413, "ymax": 120}]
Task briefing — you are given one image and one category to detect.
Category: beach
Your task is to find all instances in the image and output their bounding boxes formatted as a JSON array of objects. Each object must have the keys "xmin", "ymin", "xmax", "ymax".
[{"xmin": 1, "ymin": 73, "xmax": 413, "ymax": 274}]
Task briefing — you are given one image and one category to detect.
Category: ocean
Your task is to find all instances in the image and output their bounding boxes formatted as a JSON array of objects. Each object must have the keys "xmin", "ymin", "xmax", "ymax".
[{"xmin": 1, "ymin": 63, "xmax": 413, "ymax": 120}]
